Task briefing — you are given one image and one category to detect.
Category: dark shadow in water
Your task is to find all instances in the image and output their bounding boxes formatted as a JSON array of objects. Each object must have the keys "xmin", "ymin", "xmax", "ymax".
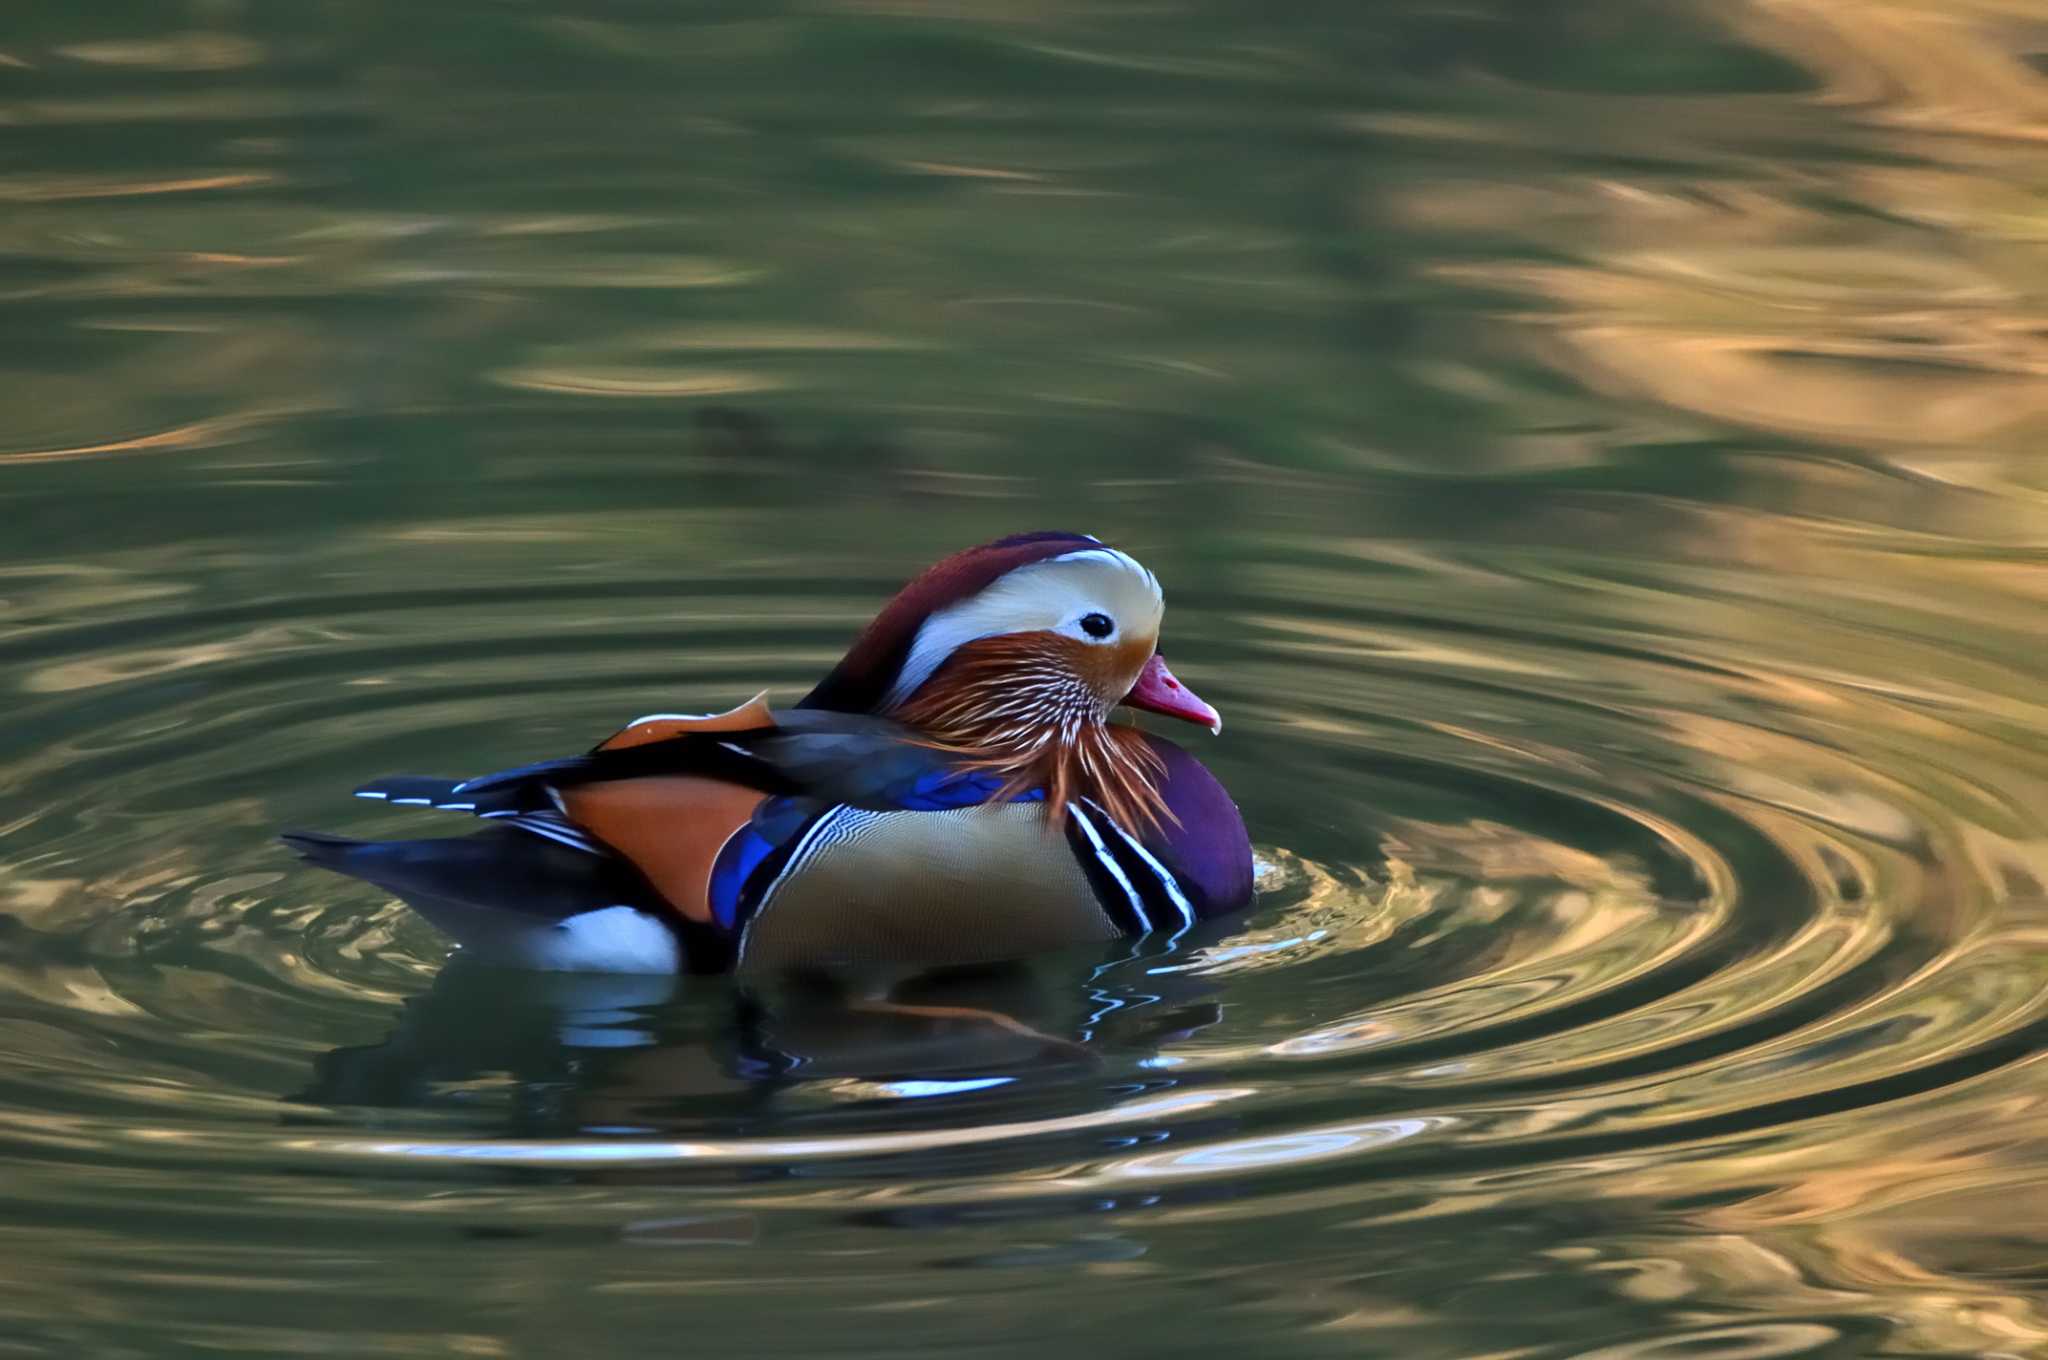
[{"xmin": 291, "ymin": 932, "xmax": 1235, "ymax": 1137}]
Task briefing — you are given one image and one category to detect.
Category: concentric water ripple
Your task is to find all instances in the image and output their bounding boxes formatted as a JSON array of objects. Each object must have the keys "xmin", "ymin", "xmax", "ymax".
[
  {"xmin": 8, "ymin": 0, "xmax": 2048, "ymax": 1353},
  {"xmin": 3, "ymin": 476, "xmax": 2044, "ymax": 1356}
]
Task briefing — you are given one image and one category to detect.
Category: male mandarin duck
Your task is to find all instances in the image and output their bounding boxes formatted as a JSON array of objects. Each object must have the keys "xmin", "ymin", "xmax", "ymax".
[{"xmin": 284, "ymin": 532, "xmax": 1254, "ymax": 974}]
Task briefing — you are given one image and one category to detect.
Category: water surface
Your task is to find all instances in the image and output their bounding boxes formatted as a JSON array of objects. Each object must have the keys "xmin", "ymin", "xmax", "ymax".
[{"xmin": 4, "ymin": 2, "xmax": 2048, "ymax": 1356}]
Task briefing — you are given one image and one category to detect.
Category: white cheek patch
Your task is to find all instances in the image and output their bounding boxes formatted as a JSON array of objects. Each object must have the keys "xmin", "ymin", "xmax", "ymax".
[{"xmin": 886, "ymin": 548, "xmax": 1165, "ymax": 708}]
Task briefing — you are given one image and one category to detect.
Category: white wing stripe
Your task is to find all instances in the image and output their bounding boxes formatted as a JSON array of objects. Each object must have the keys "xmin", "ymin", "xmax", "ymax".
[
  {"xmin": 760, "ymin": 806, "xmax": 847, "ymax": 906},
  {"xmin": 506, "ymin": 818, "xmax": 604, "ymax": 855}
]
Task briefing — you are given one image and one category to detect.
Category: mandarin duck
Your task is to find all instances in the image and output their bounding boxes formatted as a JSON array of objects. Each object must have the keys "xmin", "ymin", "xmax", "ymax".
[{"xmin": 284, "ymin": 532, "xmax": 1253, "ymax": 974}]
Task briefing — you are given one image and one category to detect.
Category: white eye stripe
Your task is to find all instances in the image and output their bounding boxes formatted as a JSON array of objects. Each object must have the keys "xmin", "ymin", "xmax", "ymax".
[
  {"xmin": 1051, "ymin": 548, "xmax": 1161, "ymax": 600},
  {"xmin": 885, "ymin": 544, "xmax": 1164, "ymax": 708}
]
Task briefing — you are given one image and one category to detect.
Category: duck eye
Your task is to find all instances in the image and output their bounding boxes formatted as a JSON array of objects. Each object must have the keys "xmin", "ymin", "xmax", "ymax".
[{"xmin": 1079, "ymin": 612, "xmax": 1115, "ymax": 640}]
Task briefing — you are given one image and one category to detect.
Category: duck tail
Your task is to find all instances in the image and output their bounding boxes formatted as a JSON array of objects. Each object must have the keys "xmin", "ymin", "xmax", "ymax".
[{"xmin": 278, "ymin": 830, "xmax": 370, "ymax": 872}]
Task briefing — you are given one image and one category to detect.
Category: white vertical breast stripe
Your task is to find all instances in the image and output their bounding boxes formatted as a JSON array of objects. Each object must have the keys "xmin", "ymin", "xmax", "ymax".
[
  {"xmin": 1084, "ymin": 799, "xmax": 1195, "ymax": 932},
  {"xmin": 1069, "ymin": 805, "xmax": 1149, "ymax": 929}
]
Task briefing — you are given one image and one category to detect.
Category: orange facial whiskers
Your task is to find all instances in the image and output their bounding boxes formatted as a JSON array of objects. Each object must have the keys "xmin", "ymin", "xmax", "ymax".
[{"xmin": 894, "ymin": 633, "xmax": 1173, "ymax": 833}]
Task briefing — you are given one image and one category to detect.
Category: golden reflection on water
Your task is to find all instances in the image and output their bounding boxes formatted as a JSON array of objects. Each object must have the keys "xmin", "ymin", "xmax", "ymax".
[
  {"xmin": 1419, "ymin": 0, "xmax": 2048, "ymax": 498},
  {"xmin": 3, "ymin": 0, "xmax": 2048, "ymax": 1356}
]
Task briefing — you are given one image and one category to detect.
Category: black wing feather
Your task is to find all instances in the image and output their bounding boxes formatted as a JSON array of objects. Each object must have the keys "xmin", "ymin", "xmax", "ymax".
[{"xmin": 445, "ymin": 710, "xmax": 966, "ymax": 811}]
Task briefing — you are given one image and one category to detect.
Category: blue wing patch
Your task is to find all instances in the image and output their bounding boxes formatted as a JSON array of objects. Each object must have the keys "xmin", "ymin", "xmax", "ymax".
[
  {"xmin": 708, "ymin": 821, "xmax": 778, "ymax": 931},
  {"xmin": 707, "ymin": 796, "xmax": 835, "ymax": 931},
  {"xmin": 892, "ymin": 768, "xmax": 1046, "ymax": 811},
  {"xmin": 704, "ymin": 776, "xmax": 1047, "ymax": 930}
]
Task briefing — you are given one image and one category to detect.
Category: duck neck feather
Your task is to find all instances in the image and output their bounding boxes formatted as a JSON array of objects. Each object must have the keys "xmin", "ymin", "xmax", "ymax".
[{"xmin": 892, "ymin": 635, "xmax": 1173, "ymax": 834}]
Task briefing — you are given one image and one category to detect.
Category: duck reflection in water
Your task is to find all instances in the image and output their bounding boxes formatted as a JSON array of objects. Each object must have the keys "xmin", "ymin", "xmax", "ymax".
[{"xmin": 295, "ymin": 931, "xmax": 1232, "ymax": 1132}]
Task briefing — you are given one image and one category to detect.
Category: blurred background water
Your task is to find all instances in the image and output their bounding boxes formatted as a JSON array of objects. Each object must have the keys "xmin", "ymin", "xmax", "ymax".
[{"xmin": 3, "ymin": 1, "xmax": 2048, "ymax": 1356}]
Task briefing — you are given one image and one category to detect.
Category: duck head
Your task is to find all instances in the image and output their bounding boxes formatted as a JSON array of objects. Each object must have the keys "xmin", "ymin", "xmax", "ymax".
[{"xmin": 799, "ymin": 531, "xmax": 1221, "ymax": 829}]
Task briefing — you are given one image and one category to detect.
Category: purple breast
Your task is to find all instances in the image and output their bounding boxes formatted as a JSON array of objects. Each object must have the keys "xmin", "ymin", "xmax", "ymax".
[{"xmin": 1142, "ymin": 735, "xmax": 1254, "ymax": 917}]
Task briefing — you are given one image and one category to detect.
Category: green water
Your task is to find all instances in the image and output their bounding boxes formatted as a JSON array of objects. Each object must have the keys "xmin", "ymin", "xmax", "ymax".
[{"xmin": 5, "ymin": 2, "xmax": 2048, "ymax": 1355}]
